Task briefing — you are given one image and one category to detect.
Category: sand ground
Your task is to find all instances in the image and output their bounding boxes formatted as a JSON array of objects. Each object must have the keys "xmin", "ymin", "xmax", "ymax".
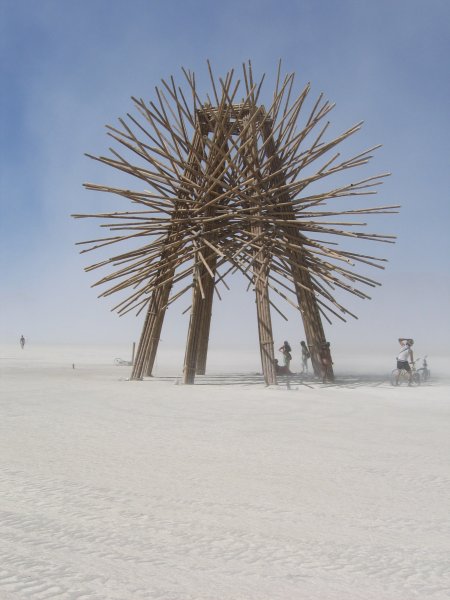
[{"xmin": 1, "ymin": 344, "xmax": 449, "ymax": 599}]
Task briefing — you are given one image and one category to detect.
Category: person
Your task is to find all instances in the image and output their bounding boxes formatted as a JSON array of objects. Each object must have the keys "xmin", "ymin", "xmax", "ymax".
[
  {"xmin": 300, "ymin": 340, "xmax": 310, "ymax": 373},
  {"xmin": 395, "ymin": 338, "xmax": 414, "ymax": 385},
  {"xmin": 319, "ymin": 341, "xmax": 334, "ymax": 383},
  {"xmin": 274, "ymin": 359, "xmax": 292, "ymax": 375},
  {"xmin": 279, "ymin": 341, "xmax": 292, "ymax": 372},
  {"xmin": 274, "ymin": 358, "xmax": 291, "ymax": 375},
  {"xmin": 20, "ymin": 335, "xmax": 25, "ymax": 349}
]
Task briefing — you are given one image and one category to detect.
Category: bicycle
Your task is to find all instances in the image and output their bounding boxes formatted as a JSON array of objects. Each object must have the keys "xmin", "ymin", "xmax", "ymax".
[
  {"xmin": 390, "ymin": 359, "xmax": 421, "ymax": 386},
  {"xmin": 114, "ymin": 357, "xmax": 132, "ymax": 366},
  {"xmin": 416, "ymin": 356, "xmax": 430, "ymax": 383}
]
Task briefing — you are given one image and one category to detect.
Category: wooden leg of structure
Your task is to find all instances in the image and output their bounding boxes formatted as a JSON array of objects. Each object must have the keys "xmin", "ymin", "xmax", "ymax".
[
  {"xmin": 292, "ymin": 271, "xmax": 333, "ymax": 380},
  {"xmin": 195, "ymin": 270, "xmax": 216, "ymax": 375},
  {"xmin": 183, "ymin": 272, "xmax": 209, "ymax": 384},
  {"xmin": 131, "ymin": 280, "xmax": 173, "ymax": 380},
  {"xmin": 143, "ymin": 308, "xmax": 166, "ymax": 377},
  {"xmin": 254, "ymin": 272, "xmax": 277, "ymax": 386}
]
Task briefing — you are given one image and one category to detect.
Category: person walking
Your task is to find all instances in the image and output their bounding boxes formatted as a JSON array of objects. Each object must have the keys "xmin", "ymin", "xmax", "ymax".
[
  {"xmin": 395, "ymin": 338, "xmax": 414, "ymax": 385},
  {"xmin": 279, "ymin": 341, "xmax": 292, "ymax": 373},
  {"xmin": 20, "ymin": 335, "xmax": 25, "ymax": 349},
  {"xmin": 300, "ymin": 340, "xmax": 310, "ymax": 373}
]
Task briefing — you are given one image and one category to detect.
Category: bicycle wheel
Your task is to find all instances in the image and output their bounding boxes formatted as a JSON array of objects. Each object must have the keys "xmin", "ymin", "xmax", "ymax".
[
  {"xmin": 411, "ymin": 372, "xmax": 421, "ymax": 386},
  {"xmin": 390, "ymin": 369, "xmax": 400, "ymax": 386}
]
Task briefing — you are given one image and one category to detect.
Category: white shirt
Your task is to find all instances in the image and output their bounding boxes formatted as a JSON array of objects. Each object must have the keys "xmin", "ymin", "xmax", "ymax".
[{"xmin": 397, "ymin": 345, "xmax": 411, "ymax": 361}]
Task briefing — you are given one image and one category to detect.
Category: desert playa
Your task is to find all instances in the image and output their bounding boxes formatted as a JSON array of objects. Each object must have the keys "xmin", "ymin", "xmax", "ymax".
[{"xmin": 1, "ymin": 344, "xmax": 449, "ymax": 599}]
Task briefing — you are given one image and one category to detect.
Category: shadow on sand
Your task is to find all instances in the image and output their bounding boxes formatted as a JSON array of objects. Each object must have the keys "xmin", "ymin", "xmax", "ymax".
[{"xmin": 141, "ymin": 372, "xmax": 435, "ymax": 389}]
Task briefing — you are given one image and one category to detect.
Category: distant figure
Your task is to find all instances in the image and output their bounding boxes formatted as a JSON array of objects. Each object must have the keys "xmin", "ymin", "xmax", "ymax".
[
  {"xmin": 320, "ymin": 341, "xmax": 334, "ymax": 383},
  {"xmin": 279, "ymin": 341, "xmax": 292, "ymax": 372},
  {"xmin": 274, "ymin": 358, "xmax": 291, "ymax": 375},
  {"xmin": 300, "ymin": 340, "xmax": 310, "ymax": 373},
  {"xmin": 20, "ymin": 335, "xmax": 25, "ymax": 349},
  {"xmin": 395, "ymin": 338, "xmax": 414, "ymax": 385}
]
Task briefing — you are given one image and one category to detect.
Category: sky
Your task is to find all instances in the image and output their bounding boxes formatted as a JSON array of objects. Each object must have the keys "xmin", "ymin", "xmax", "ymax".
[{"xmin": 1, "ymin": 0, "xmax": 449, "ymax": 360}]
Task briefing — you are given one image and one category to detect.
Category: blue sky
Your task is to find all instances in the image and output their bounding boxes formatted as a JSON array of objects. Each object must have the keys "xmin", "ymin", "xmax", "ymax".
[{"xmin": 1, "ymin": 0, "xmax": 449, "ymax": 358}]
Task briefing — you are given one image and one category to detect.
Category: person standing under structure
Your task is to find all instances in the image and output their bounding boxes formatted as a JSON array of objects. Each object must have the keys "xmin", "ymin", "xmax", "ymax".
[
  {"xmin": 320, "ymin": 341, "xmax": 334, "ymax": 383},
  {"xmin": 300, "ymin": 340, "xmax": 310, "ymax": 373},
  {"xmin": 279, "ymin": 341, "xmax": 292, "ymax": 373}
]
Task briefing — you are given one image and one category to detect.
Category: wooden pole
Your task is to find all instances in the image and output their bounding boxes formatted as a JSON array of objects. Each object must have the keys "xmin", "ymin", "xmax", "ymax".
[
  {"xmin": 183, "ymin": 269, "xmax": 206, "ymax": 384},
  {"xmin": 253, "ymin": 259, "xmax": 277, "ymax": 385},
  {"xmin": 131, "ymin": 266, "xmax": 174, "ymax": 379},
  {"xmin": 195, "ymin": 261, "xmax": 216, "ymax": 374}
]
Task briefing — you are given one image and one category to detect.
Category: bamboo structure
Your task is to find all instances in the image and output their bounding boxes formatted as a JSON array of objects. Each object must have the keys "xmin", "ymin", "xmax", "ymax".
[{"xmin": 73, "ymin": 61, "xmax": 398, "ymax": 385}]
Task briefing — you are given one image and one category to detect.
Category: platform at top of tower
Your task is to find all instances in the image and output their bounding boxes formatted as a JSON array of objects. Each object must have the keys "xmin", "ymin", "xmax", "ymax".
[{"xmin": 196, "ymin": 103, "xmax": 272, "ymax": 135}]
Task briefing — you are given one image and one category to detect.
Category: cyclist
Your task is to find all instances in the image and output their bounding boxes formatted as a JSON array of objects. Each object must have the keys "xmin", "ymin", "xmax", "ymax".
[{"xmin": 395, "ymin": 338, "xmax": 414, "ymax": 386}]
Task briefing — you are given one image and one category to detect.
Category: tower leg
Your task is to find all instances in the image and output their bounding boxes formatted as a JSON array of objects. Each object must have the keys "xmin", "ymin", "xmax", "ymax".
[
  {"xmin": 195, "ymin": 267, "xmax": 216, "ymax": 375},
  {"xmin": 183, "ymin": 270, "xmax": 211, "ymax": 384},
  {"xmin": 131, "ymin": 278, "xmax": 173, "ymax": 380},
  {"xmin": 254, "ymin": 271, "xmax": 277, "ymax": 386},
  {"xmin": 291, "ymin": 269, "xmax": 333, "ymax": 380}
]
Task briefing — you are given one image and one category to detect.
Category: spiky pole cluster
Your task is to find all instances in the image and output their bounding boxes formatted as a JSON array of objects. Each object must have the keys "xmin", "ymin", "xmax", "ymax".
[{"xmin": 73, "ymin": 61, "xmax": 398, "ymax": 384}]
